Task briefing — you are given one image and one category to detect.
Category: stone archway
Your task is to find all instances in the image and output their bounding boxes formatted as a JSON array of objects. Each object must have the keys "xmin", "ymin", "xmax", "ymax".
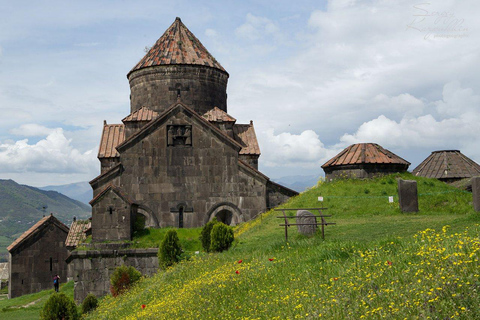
[
  {"xmin": 137, "ymin": 205, "xmax": 159, "ymax": 228},
  {"xmin": 207, "ymin": 202, "xmax": 243, "ymax": 226}
]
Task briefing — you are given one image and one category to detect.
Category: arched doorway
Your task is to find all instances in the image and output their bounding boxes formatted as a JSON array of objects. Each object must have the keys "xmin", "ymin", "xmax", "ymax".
[
  {"xmin": 207, "ymin": 202, "xmax": 243, "ymax": 226},
  {"xmin": 214, "ymin": 209, "xmax": 233, "ymax": 225}
]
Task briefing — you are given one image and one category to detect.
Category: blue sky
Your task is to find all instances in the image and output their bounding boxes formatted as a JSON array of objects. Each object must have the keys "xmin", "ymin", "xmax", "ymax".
[{"xmin": 0, "ymin": 0, "xmax": 479, "ymax": 186}]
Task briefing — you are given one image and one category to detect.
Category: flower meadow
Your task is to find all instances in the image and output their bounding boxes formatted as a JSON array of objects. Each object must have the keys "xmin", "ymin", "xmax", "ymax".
[{"xmin": 88, "ymin": 223, "xmax": 480, "ymax": 319}]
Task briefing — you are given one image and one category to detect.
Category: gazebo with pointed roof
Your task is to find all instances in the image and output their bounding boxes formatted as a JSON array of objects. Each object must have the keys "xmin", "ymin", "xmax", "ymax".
[
  {"xmin": 322, "ymin": 143, "xmax": 410, "ymax": 180},
  {"xmin": 412, "ymin": 150, "xmax": 480, "ymax": 183},
  {"xmin": 127, "ymin": 17, "xmax": 229, "ymax": 116}
]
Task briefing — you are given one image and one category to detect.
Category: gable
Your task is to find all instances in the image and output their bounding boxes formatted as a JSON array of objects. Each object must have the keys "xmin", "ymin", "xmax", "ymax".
[
  {"xmin": 90, "ymin": 184, "xmax": 135, "ymax": 207},
  {"xmin": 7, "ymin": 215, "xmax": 69, "ymax": 253},
  {"xmin": 116, "ymin": 102, "xmax": 242, "ymax": 154}
]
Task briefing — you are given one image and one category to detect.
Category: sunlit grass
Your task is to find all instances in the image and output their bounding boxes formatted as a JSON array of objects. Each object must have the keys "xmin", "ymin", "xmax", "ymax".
[{"xmin": 87, "ymin": 174, "xmax": 480, "ymax": 319}]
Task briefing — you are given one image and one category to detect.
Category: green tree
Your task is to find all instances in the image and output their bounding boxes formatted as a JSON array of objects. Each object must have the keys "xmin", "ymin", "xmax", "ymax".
[
  {"xmin": 200, "ymin": 219, "xmax": 219, "ymax": 252},
  {"xmin": 210, "ymin": 222, "xmax": 234, "ymax": 252},
  {"xmin": 158, "ymin": 229, "xmax": 183, "ymax": 269},
  {"xmin": 40, "ymin": 292, "xmax": 79, "ymax": 320},
  {"xmin": 81, "ymin": 293, "xmax": 99, "ymax": 314}
]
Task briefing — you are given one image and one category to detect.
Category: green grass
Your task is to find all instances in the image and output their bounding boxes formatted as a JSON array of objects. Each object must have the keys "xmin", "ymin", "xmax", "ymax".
[
  {"xmin": 0, "ymin": 281, "xmax": 75, "ymax": 320},
  {"xmin": 130, "ymin": 227, "xmax": 203, "ymax": 252},
  {"xmin": 85, "ymin": 174, "xmax": 480, "ymax": 319}
]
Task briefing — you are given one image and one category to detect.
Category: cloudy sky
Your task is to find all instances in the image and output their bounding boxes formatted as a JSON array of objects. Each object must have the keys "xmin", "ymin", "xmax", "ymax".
[{"xmin": 0, "ymin": 0, "xmax": 478, "ymax": 187}]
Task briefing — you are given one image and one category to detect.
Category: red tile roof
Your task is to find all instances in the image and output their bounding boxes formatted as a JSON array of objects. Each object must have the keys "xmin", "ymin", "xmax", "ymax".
[
  {"xmin": 413, "ymin": 150, "xmax": 480, "ymax": 179},
  {"xmin": 203, "ymin": 107, "xmax": 236, "ymax": 123},
  {"xmin": 7, "ymin": 214, "xmax": 69, "ymax": 252},
  {"xmin": 122, "ymin": 106, "xmax": 159, "ymax": 123},
  {"xmin": 322, "ymin": 143, "xmax": 410, "ymax": 168},
  {"xmin": 233, "ymin": 121, "xmax": 261, "ymax": 155},
  {"xmin": 98, "ymin": 123, "xmax": 125, "ymax": 159},
  {"xmin": 65, "ymin": 220, "xmax": 91, "ymax": 248},
  {"xmin": 129, "ymin": 17, "xmax": 226, "ymax": 75}
]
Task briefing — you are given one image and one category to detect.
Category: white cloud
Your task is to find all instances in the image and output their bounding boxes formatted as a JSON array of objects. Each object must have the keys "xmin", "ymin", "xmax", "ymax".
[
  {"xmin": 235, "ymin": 13, "xmax": 279, "ymax": 41},
  {"xmin": 340, "ymin": 81, "xmax": 480, "ymax": 153},
  {"xmin": 260, "ymin": 129, "xmax": 339, "ymax": 169},
  {"xmin": 10, "ymin": 124, "xmax": 55, "ymax": 137},
  {"xmin": 0, "ymin": 128, "xmax": 97, "ymax": 174}
]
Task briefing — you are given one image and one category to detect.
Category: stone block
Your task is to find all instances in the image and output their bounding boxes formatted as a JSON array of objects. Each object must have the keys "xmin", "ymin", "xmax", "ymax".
[
  {"xmin": 473, "ymin": 177, "xmax": 480, "ymax": 212},
  {"xmin": 296, "ymin": 210, "xmax": 317, "ymax": 235},
  {"xmin": 398, "ymin": 179, "xmax": 419, "ymax": 212}
]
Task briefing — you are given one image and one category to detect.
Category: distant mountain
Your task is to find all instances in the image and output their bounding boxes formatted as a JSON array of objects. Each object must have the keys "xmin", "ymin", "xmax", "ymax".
[
  {"xmin": 0, "ymin": 179, "xmax": 90, "ymax": 262},
  {"xmin": 39, "ymin": 181, "xmax": 92, "ymax": 204},
  {"xmin": 273, "ymin": 174, "xmax": 322, "ymax": 192}
]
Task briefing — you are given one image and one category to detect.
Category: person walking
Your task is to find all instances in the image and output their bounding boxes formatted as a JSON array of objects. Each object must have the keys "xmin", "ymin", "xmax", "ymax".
[{"xmin": 53, "ymin": 274, "xmax": 60, "ymax": 292}]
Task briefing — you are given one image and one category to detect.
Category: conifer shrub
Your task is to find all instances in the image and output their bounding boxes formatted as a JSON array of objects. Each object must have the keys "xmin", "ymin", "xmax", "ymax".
[
  {"xmin": 81, "ymin": 293, "xmax": 98, "ymax": 314},
  {"xmin": 110, "ymin": 265, "xmax": 142, "ymax": 297},
  {"xmin": 210, "ymin": 222, "xmax": 234, "ymax": 252},
  {"xmin": 200, "ymin": 219, "xmax": 219, "ymax": 252},
  {"xmin": 158, "ymin": 229, "xmax": 183, "ymax": 269},
  {"xmin": 40, "ymin": 292, "xmax": 79, "ymax": 320}
]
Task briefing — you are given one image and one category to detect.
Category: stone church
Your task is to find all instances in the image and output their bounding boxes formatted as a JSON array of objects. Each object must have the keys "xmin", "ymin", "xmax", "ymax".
[{"xmin": 89, "ymin": 17, "xmax": 297, "ymax": 241}]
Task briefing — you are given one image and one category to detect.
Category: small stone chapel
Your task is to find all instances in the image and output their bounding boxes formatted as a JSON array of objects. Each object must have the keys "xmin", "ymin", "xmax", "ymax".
[{"xmin": 89, "ymin": 17, "xmax": 297, "ymax": 242}]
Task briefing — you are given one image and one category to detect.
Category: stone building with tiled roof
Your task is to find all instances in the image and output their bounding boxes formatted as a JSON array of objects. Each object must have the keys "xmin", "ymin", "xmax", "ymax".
[
  {"xmin": 413, "ymin": 150, "xmax": 480, "ymax": 183},
  {"xmin": 89, "ymin": 18, "xmax": 296, "ymax": 242},
  {"xmin": 322, "ymin": 143, "xmax": 410, "ymax": 180},
  {"xmin": 7, "ymin": 214, "xmax": 69, "ymax": 298}
]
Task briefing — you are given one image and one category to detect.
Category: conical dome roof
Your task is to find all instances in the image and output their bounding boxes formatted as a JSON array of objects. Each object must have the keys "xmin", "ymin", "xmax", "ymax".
[
  {"xmin": 129, "ymin": 17, "xmax": 226, "ymax": 75},
  {"xmin": 413, "ymin": 150, "xmax": 480, "ymax": 180},
  {"xmin": 322, "ymin": 143, "xmax": 410, "ymax": 168}
]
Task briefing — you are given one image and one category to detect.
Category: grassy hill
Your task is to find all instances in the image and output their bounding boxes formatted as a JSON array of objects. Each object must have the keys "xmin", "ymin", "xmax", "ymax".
[
  {"xmin": 0, "ymin": 179, "xmax": 90, "ymax": 262},
  {"xmin": 83, "ymin": 173, "xmax": 480, "ymax": 319},
  {"xmin": 0, "ymin": 281, "xmax": 75, "ymax": 320},
  {"xmin": 2, "ymin": 173, "xmax": 479, "ymax": 319}
]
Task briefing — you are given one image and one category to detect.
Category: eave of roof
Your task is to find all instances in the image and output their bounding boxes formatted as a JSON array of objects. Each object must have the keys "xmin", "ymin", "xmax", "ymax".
[
  {"xmin": 116, "ymin": 101, "xmax": 243, "ymax": 154},
  {"xmin": 203, "ymin": 107, "xmax": 236, "ymax": 123},
  {"xmin": 122, "ymin": 106, "xmax": 159, "ymax": 123},
  {"xmin": 322, "ymin": 143, "xmax": 410, "ymax": 168},
  {"xmin": 89, "ymin": 163, "xmax": 123, "ymax": 186},
  {"xmin": 89, "ymin": 184, "xmax": 135, "ymax": 206}
]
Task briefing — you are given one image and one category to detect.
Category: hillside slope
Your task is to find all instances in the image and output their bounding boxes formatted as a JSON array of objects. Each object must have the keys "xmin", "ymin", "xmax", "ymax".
[
  {"xmin": 39, "ymin": 181, "xmax": 92, "ymax": 205},
  {"xmin": 88, "ymin": 173, "xmax": 480, "ymax": 319},
  {"xmin": 0, "ymin": 179, "xmax": 90, "ymax": 261}
]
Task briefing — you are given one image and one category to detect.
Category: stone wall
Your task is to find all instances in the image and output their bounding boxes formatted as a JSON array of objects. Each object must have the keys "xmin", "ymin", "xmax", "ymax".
[
  {"xmin": 324, "ymin": 164, "xmax": 408, "ymax": 180},
  {"xmin": 9, "ymin": 224, "xmax": 69, "ymax": 299},
  {"xmin": 128, "ymin": 65, "xmax": 229, "ymax": 116},
  {"xmin": 67, "ymin": 249, "xmax": 158, "ymax": 303},
  {"xmin": 267, "ymin": 181, "xmax": 298, "ymax": 209},
  {"xmin": 91, "ymin": 188, "xmax": 136, "ymax": 242},
  {"xmin": 112, "ymin": 106, "xmax": 267, "ymax": 228}
]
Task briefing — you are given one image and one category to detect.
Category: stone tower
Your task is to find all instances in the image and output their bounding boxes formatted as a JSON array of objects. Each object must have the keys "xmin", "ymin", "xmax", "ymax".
[{"xmin": 127, "ymin": 17, "xmax": 229, "ymax": 115}]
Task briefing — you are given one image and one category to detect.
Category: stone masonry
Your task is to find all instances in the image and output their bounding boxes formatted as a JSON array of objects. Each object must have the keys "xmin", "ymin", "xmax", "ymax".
[{"xmin": 67, "ymin": 249, "xmax": 158, "ymax": 303}]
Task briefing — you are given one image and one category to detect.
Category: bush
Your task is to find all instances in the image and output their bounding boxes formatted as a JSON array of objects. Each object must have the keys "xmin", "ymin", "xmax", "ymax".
[
  {"xmin": 81, "ymin": 293, "xmax": 98, "ymax": 314},
  {"xmin": 40, "ymin": 292, "xmax": 79, "ymax": 320},
  {"xmin": 158, "ymin": 229, "xmax": 183, "ymax": 269},
  {"xmin": 210, "ymin": 223, "xmax": 234, "ymax": 252},
  {"xmin": 110, "ymin": 265, "xmax": 142, "ymax": 297},
  {"xmin": 200, "ymin": 219, "xmax": 219, "ymax": 252}
]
